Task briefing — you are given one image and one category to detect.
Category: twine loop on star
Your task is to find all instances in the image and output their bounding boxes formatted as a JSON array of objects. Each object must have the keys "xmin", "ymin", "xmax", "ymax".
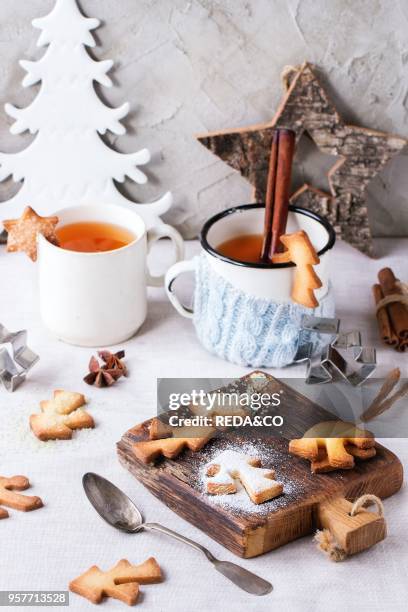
[{"xmin": 281, "ymin": 64, "xmax": 302, "ymax": 91}]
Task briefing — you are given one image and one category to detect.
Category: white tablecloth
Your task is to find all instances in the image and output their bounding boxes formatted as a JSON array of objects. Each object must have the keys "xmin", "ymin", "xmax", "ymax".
[{"xmin": 1, "ymin": 238, "xmax": 407, "ymax": 612}]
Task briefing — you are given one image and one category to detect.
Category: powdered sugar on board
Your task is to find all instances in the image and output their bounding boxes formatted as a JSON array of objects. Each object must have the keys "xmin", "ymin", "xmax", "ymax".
[
  {"xmin": 192, "ymin": 439, "xmax": 305, "ymax": 516},
  {"xmin": 204, "ymin": 449, "xmax": 283, "ymax": 501}
]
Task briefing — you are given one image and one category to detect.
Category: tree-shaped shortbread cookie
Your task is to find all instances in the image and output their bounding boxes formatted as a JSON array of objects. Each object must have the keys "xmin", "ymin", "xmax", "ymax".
[
  {"xmin": 30, "ymin": 390, "xmax": 94, "ymax": 441},
  {"xmin": 205, "ymin": 450, "xmax": 283, "ymax": 504},
  {"xmin": 133, "ymin": 424, "xmax": 215, "ymax": 464},
  {"xmin": 69, "ymin": 557, "xmax": 162, "ymax": 606},
  {"xmin": 273, "ymin": 230, "xmax": 322, "ymax": 308},
  {"xmin": 289, "ymin": 421, "xmax": 376, "ymax": 472}
]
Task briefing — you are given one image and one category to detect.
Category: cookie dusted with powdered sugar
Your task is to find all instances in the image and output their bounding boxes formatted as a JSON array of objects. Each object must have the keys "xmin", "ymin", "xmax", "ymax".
[{"xmin": 205, "ymin": 449, "xmax": 283, "ymax": 505}]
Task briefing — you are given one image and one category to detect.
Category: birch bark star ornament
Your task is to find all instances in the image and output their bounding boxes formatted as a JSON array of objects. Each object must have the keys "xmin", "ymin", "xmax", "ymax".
[
  {"xmin": 197, "ymin": 62, "xmax": 407, "ymax": 256},
  {"xmin": 0, "ymin": 0, "xmax": 172, "ymax": 230}
]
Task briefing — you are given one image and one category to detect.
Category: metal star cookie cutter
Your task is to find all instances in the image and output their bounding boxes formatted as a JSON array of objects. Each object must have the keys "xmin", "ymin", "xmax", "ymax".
[
  {"xmin": 0, "ymin": 324, "xmax": 39, "ymax": 392},
  {"xmin": 294, "ymin": 315, "xmax": 377, "ymax": 386}
]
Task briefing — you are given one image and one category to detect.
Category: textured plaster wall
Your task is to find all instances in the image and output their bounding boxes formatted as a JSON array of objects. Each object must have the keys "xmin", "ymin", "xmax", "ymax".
[{"xmin": 0, "ymin": 0, "xmax": 408, "ymax": 238}]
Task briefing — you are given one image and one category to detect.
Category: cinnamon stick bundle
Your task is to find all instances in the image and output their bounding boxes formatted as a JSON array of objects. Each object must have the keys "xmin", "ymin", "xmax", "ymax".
[
  {"xmin": 372, "ymin": 284, "xmax": 398, "ymax": 347},
  {"xmin": 373, "ymin": 267, "xmax": 408, "ymax": 351}
]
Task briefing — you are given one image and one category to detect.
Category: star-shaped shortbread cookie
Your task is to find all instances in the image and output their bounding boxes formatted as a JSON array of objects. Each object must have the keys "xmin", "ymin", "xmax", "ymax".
[{"xmin": 3, "ymin": 206, "xmax": 59, "ymax": 261}]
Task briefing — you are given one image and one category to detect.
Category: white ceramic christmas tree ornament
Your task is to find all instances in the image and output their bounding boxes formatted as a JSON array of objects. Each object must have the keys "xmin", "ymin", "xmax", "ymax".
[{"xmin": 0, "ymin": 0, "xmax": 172, "ymax": 229}]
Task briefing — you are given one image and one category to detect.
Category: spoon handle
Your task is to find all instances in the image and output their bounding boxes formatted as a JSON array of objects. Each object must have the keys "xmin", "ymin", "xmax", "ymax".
[
  {"xmin": 143, "ymin": 522, "xmax": 272, "ymax": 596},
  {"xmin": 143, "ymin": 522, "xmax": 216, "ymax": 561},
  {"xmin": 212, "ymin": 560, "xmax": 273, "ymax": 596}
]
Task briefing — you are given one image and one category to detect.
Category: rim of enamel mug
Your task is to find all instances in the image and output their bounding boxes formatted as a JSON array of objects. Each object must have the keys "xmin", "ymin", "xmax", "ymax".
[{"xmin": 200, "ymin": 204, "xmax": 336, "ymax": 269}]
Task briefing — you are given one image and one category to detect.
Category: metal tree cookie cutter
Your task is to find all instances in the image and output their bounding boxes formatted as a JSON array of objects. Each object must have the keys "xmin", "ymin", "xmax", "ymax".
[
  {"xmin": 294, "ymin": 315, "xmax": 377, "ymax": 386},
  {"xmin": 0, "ymin": 324, "xmax": 39, "ymax": 392}
]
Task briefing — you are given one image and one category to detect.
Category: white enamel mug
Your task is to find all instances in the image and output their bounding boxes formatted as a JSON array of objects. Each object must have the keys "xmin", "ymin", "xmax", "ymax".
[
  {"xmin": 38, "ymin": 204, "xmax": 184, "ymax": 346},
  {"xmin": 166, "ymin": 204, "xmax": 335, "ymax": 317},
  {"xmin": 165, "ymin": 205, "xmax": 336, "ymax": 368}
]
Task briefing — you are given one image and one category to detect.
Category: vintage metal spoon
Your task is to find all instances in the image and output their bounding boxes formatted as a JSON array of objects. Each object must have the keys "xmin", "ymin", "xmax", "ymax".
[{"xmin": 83, "ymin": 472, "xmax": 272, "ymax": 596}]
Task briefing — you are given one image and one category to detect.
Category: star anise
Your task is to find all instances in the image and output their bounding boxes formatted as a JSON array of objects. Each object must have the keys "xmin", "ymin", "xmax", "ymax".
[
  {"xmin": 98, "ymin": 350, "xmax": 128, "ymax": 377},
  {"xmin": 83, "ymin": 350, "xmax": 127, "ymax": 387}
]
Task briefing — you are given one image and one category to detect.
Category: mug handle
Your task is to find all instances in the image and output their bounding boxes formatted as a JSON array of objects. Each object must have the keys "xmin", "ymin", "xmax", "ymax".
[
  {"xmin": 165, "ymin": 258, "xmax": 197, "ymax": 319},
  {"xmin": 146, "ymin": 224, "xmax": 185, "ymax": 288}
]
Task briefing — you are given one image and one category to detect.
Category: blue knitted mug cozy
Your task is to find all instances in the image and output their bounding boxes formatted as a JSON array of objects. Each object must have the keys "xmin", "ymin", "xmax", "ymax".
[{"xmin": 193, "ymin": 254, "xmax": 335, "ymax": 368}]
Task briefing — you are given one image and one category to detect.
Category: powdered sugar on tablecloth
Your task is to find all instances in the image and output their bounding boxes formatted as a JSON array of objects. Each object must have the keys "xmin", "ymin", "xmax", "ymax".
[{"xmin": 0, "ymin": 398, "xmax": 112, "ymax": 455}]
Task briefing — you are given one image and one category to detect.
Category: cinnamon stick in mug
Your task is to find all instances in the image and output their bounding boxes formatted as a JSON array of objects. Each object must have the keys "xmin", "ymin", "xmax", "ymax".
[
  {"xmin": 269, "ymin": 129, "xmax": 296, "ymax": 258},
  {"xmin": 378, "ymin": 268, "xmax": 408, "ymax": 340},
  {"xmin": 261, "ymin": 131, "xmax": 279, "ymax": 262},
  {"xmin": 261, "ymin": 128, "xmax": 296, "ymax": 262}
]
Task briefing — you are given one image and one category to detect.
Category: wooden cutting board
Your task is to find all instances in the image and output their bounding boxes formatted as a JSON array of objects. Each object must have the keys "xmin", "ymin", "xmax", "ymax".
[{"xmin": 117, "ymin": 372, "xmax": 403, "ymax": 558}]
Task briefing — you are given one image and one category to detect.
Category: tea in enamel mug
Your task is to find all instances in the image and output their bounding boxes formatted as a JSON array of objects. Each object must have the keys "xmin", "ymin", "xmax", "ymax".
[
  {"xmin": 55, "ymin": 221, "xmax": 135, "ymax": 253},
  {"xmin": 216, "ymin": 234, "xmax": 264, "ymax": 264}
]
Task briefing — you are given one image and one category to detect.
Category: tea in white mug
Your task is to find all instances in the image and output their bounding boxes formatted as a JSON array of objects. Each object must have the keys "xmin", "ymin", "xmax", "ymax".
[{"xmin": 55, "ymin": 221, "xmax": 135, "ymax": 253}]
